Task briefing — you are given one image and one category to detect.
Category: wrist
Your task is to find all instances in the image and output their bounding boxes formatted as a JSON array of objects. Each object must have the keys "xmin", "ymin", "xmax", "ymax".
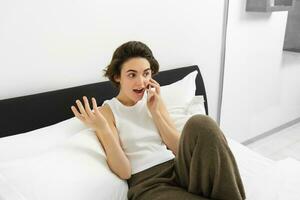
[
  {"xmin": 151, "ymin": 109, "xmax": 162, "ymax": 118},
  {"xmin": 95, "ymin": 124, "xmax": 111, "ymax": 135}
]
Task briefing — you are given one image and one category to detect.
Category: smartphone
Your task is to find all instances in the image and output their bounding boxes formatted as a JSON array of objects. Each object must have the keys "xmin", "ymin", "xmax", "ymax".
[{"xmin": 147, "ymin": 84, "xmax": 155, "ymax": 93}]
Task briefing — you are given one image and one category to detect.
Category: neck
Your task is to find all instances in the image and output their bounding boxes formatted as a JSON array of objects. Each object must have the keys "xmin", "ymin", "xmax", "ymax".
[{"xmin": 116, "ymin": 93, "xmax": 137, "ymax": 106}]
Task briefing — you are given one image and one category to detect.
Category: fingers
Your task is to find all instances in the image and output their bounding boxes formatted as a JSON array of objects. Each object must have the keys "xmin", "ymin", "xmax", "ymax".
[
  {"xmin": 76, "ymin": 98, "xmax": 88, "ymax": 119},
  {"xmin": 72, "ymin": 96, "xmax": 94, "ymax": 120},
  {"xmin": 83, "ymin": 96, "xmax": 93, "ymax": 118},
  {"xmin": 148, "ymin": 79, "xmax": 160, "ymax": 94},
  {"xmin": 150, "ymin": 78, "xmax": 159, "ymax": 85},
  {"xmin": 91, "ymin": 97, "xmax": 101, "ymax": 117},
  {"xmin": 71, "ymin": 105, "xmax": 85, "ymax": 121},
  {"xmin": 147, "ymin": 86, "xmax": 156, "ymax": 102}
]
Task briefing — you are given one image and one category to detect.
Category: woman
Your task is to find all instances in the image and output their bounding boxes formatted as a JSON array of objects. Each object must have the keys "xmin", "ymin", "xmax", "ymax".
[{"xmin": 71, "ymin": 41, "xmax": 246, "ymax": 200}]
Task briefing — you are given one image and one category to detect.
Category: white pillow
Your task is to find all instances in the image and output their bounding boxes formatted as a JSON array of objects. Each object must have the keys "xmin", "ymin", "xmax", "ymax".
[
  {"xmin": 168, "ymin": 95, "xmax": 206, "ymax": 134},
  {"xmin": 0, "ymin": 129, "xmax": 128, "ymax": 200},
  {"xmin": 0, "ymin": 173, "xmax": 27, "ymax": 200},
  {"xmin": 0, "ymin": 117, "xmax": 86, "ymax": 162},
  {"xmin": 160, "ymin": 70, "xmax": 198, "ymax": 109}
]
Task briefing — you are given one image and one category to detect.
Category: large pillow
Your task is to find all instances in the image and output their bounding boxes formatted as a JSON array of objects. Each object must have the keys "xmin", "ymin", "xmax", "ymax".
[
  {"xmin": 160, "ymin": 70, "xmax": 198, "ymax": 109},
  {"xmin": 0, "ymin": 117, "xmax": 86, "ymax": 162},
  {"xmin": 0, "ymin": 129, "xmax": 128, "ymax": 200},
  {"xmin": 0, "ymin": 173, "xmax": 26, "ymax": 200},
  {"xmin": 168, "ymin": 95, "xmax": 206, "ymax": 134}
]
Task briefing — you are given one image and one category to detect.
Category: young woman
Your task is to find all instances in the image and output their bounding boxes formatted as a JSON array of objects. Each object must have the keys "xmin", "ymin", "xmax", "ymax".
[{"xmin": 71, "ymin": 41, "xmax": 246, "ymax": 200}]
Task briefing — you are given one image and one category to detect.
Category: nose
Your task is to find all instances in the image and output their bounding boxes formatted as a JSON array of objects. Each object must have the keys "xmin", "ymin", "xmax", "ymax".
[{"xmin": 136, "ymin": 75, "xmax": 148, "ymax": 87}]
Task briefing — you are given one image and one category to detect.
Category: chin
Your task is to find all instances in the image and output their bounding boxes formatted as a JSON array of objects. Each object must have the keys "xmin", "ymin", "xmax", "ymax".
[
  {"xmin": 134, "ymin": 96, "xmax": 143, "ymax": 102},
  {"xmin": 133, "ymin": 93, "xmax": 145, "ymax": 102}
]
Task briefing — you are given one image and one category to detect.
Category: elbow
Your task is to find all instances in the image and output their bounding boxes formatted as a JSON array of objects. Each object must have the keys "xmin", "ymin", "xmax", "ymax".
[
  {"xmin": 119, "ymin": 171, "xmax": 132, "ymax": 180},
  {"xmin": 117, "ymin": 166, "xmax": 132, "ymax": 180},
  {"xmin": 123, "ymin": 174, "xmax": 132, "ymax": 180},
  {"xmin": 167, "ymin": 143, "xmax": 178, "ymax": 157}
]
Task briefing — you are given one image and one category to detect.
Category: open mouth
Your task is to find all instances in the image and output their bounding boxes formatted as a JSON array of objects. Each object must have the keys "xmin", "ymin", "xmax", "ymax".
[{"xmin": 133, "ymin": 88, "xmax": 145, "ymax": 94}]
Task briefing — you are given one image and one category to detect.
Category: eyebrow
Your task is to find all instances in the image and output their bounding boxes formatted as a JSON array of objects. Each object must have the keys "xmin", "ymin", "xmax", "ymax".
[{"xmin": 126, "ymin": 68, "xmax": 151, "ymax": 73}]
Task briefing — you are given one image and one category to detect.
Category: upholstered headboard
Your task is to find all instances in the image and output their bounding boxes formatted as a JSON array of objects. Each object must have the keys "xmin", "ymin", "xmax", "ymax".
[{"xmin": 0, "ymin": 65, "xmax": 208, "ymax": 138}]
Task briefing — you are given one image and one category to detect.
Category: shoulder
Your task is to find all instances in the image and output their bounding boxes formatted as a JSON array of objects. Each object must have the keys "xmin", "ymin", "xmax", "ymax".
[
  {"xmin": 97, "ymin": 103, "xmax": 121, "ymax": 145},
  {"xmin": 98, "ymin": 104, "xmax": 116, "ymax": 126}
]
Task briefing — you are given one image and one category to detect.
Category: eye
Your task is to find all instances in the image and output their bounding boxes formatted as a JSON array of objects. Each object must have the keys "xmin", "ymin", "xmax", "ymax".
[
  {"xmin": 144, "ymin": 72, "xmax": 150, "ymax": 77},
  {"xmin": 128, "ymin": 73, "xmax": 135, "ymax": 78}
]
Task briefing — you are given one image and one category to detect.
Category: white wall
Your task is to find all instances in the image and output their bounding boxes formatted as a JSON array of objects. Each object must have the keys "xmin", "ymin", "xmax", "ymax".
[
  {"xmin": 221, "ymin": 0, "xmax": 300, "ymax": 142},
  {"xmin": 0, "ymin": 0, "xmax": 225, "ymax": 121}
]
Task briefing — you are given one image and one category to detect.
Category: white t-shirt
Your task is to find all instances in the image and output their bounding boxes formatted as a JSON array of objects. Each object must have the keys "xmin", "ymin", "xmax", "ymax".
[{"xmin": 102, "ymin": 94, "xmax": 175, "ymax": 174}]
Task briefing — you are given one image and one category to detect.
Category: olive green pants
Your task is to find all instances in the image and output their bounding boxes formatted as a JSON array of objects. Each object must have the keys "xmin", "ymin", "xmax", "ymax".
[{"xmin": 127, "ymin": 114, "xmax": 246, "ymax": 200}]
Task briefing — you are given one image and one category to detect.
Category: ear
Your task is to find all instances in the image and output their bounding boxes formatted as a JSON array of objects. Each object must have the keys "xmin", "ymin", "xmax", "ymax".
[{"xmin": 114, "ymin": 74, "xmax": 120, "ymax": 83}]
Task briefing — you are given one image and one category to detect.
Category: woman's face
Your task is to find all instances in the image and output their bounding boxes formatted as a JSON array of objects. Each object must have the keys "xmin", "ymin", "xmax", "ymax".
[{"xmin": 115, "ymin": 57, "xmax": 152, "ymax": 105}]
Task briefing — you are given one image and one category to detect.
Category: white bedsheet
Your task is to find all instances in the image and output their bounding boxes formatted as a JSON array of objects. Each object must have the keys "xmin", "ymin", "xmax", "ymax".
[{"xmin": 228, "ymin": 138, "xmax": 300, "ymax": 200}]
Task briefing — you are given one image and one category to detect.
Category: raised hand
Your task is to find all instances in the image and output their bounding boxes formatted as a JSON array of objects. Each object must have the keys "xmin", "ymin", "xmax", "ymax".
[
  {"xmin": 71, "ymin": 96, "xmax": 109, "ymax": 132},
  {"xmin": 146, "ymin": 78, "xmax": 162, "ymax": 114}
]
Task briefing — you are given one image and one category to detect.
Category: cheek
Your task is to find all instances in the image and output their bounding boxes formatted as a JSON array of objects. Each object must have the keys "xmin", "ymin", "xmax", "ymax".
[{"xmin": 122, "ymin": 79, "xmax": 134, "ymax": 90}]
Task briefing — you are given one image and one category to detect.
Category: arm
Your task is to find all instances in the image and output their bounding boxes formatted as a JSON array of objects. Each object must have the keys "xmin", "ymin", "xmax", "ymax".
[
  {"xmin": 71, "ymin": 96, "xmax": 131, "ymax": 180},
  {"xmin": 95, "ymin": 125, "xmax": 132, "ymax": 180},
  {"xmin": 97, "ymin": 105, "xmax": 132, "ymax": 180},
  {"xmin": 146, "ymin": 79, "xmax": 181, "ymax": 156},
  {"xmin": 151, "ymin": 100, "xmax": 180, "ymax": 156}
]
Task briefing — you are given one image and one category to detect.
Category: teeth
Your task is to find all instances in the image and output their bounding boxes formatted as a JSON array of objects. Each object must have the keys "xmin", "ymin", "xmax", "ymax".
[{"xmin": 133, "ymin": 88, "xmax": 144, "ymax": 93}]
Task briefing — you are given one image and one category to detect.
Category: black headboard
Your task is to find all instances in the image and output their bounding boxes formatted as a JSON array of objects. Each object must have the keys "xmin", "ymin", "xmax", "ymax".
[{"xmin": 0, "ymin": 65, "xmax": 208, "ymax": 137}]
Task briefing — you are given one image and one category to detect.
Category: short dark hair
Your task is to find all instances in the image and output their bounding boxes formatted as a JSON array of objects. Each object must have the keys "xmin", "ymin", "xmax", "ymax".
[{"xmin": 103, "ymin": 41, "xmax": 159, "ymax": 88}]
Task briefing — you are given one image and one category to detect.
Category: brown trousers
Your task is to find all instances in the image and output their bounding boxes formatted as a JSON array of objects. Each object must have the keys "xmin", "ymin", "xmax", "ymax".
[{"xmin": 127, "ymin": 114, "xmax": 246, "ymax": 200}]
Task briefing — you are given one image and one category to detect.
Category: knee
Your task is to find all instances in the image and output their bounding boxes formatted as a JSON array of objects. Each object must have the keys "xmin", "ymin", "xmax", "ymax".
[
  {"xmin": 185, "ymin": 114, "xmax": 218, "ymax": 130},
  {"xmin": 182, "ymin": 114, "xmax": 221, "ymax": 140}
]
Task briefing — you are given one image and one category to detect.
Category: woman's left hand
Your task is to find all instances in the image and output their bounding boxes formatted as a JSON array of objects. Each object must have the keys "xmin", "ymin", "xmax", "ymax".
[{"xmin": 146, "ymin": 78, "xmax": 162, "ymax": 114}]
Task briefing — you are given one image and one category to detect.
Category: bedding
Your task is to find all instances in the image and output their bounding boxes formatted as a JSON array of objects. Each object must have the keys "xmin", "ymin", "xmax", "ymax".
[
  {"xmin": 228, "ymin": 139, "xmax": 300, "ymax": 200},
  {"xmin": 168, "ymin": 95, "xmax": 206, "ymax": 133},
  {"xmin": 274, "ymin": 157, "xmax": 300, "ymax": 199},
  {"xmin": 0, "ymin": 117, "xmax": 86, "ymax": 162},
  {"xmin": 0, "ymin": 129, "xmax": 128, "ymax": 200},
  {"xmin": 0, "ymin": 173, "xmax": 26, "ymax": 200},
  {"xmin": 1, "ymin": 94, "xmax": 300, "ymax": 200},
  {"xmin": 160, "ymin": 70, "xmax": 198, "ymax": 109}
]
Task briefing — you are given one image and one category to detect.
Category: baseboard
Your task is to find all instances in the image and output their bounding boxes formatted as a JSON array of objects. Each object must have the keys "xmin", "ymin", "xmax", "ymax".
[{"xmin": 242, "ymin": 117, "xmax": 300, "ymax": 145}]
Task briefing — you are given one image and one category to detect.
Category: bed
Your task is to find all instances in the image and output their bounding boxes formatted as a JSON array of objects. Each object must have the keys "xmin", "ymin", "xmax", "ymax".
[{"xmin": 0, "ymin": 65, "xmax": 299, "ymax": 200}]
